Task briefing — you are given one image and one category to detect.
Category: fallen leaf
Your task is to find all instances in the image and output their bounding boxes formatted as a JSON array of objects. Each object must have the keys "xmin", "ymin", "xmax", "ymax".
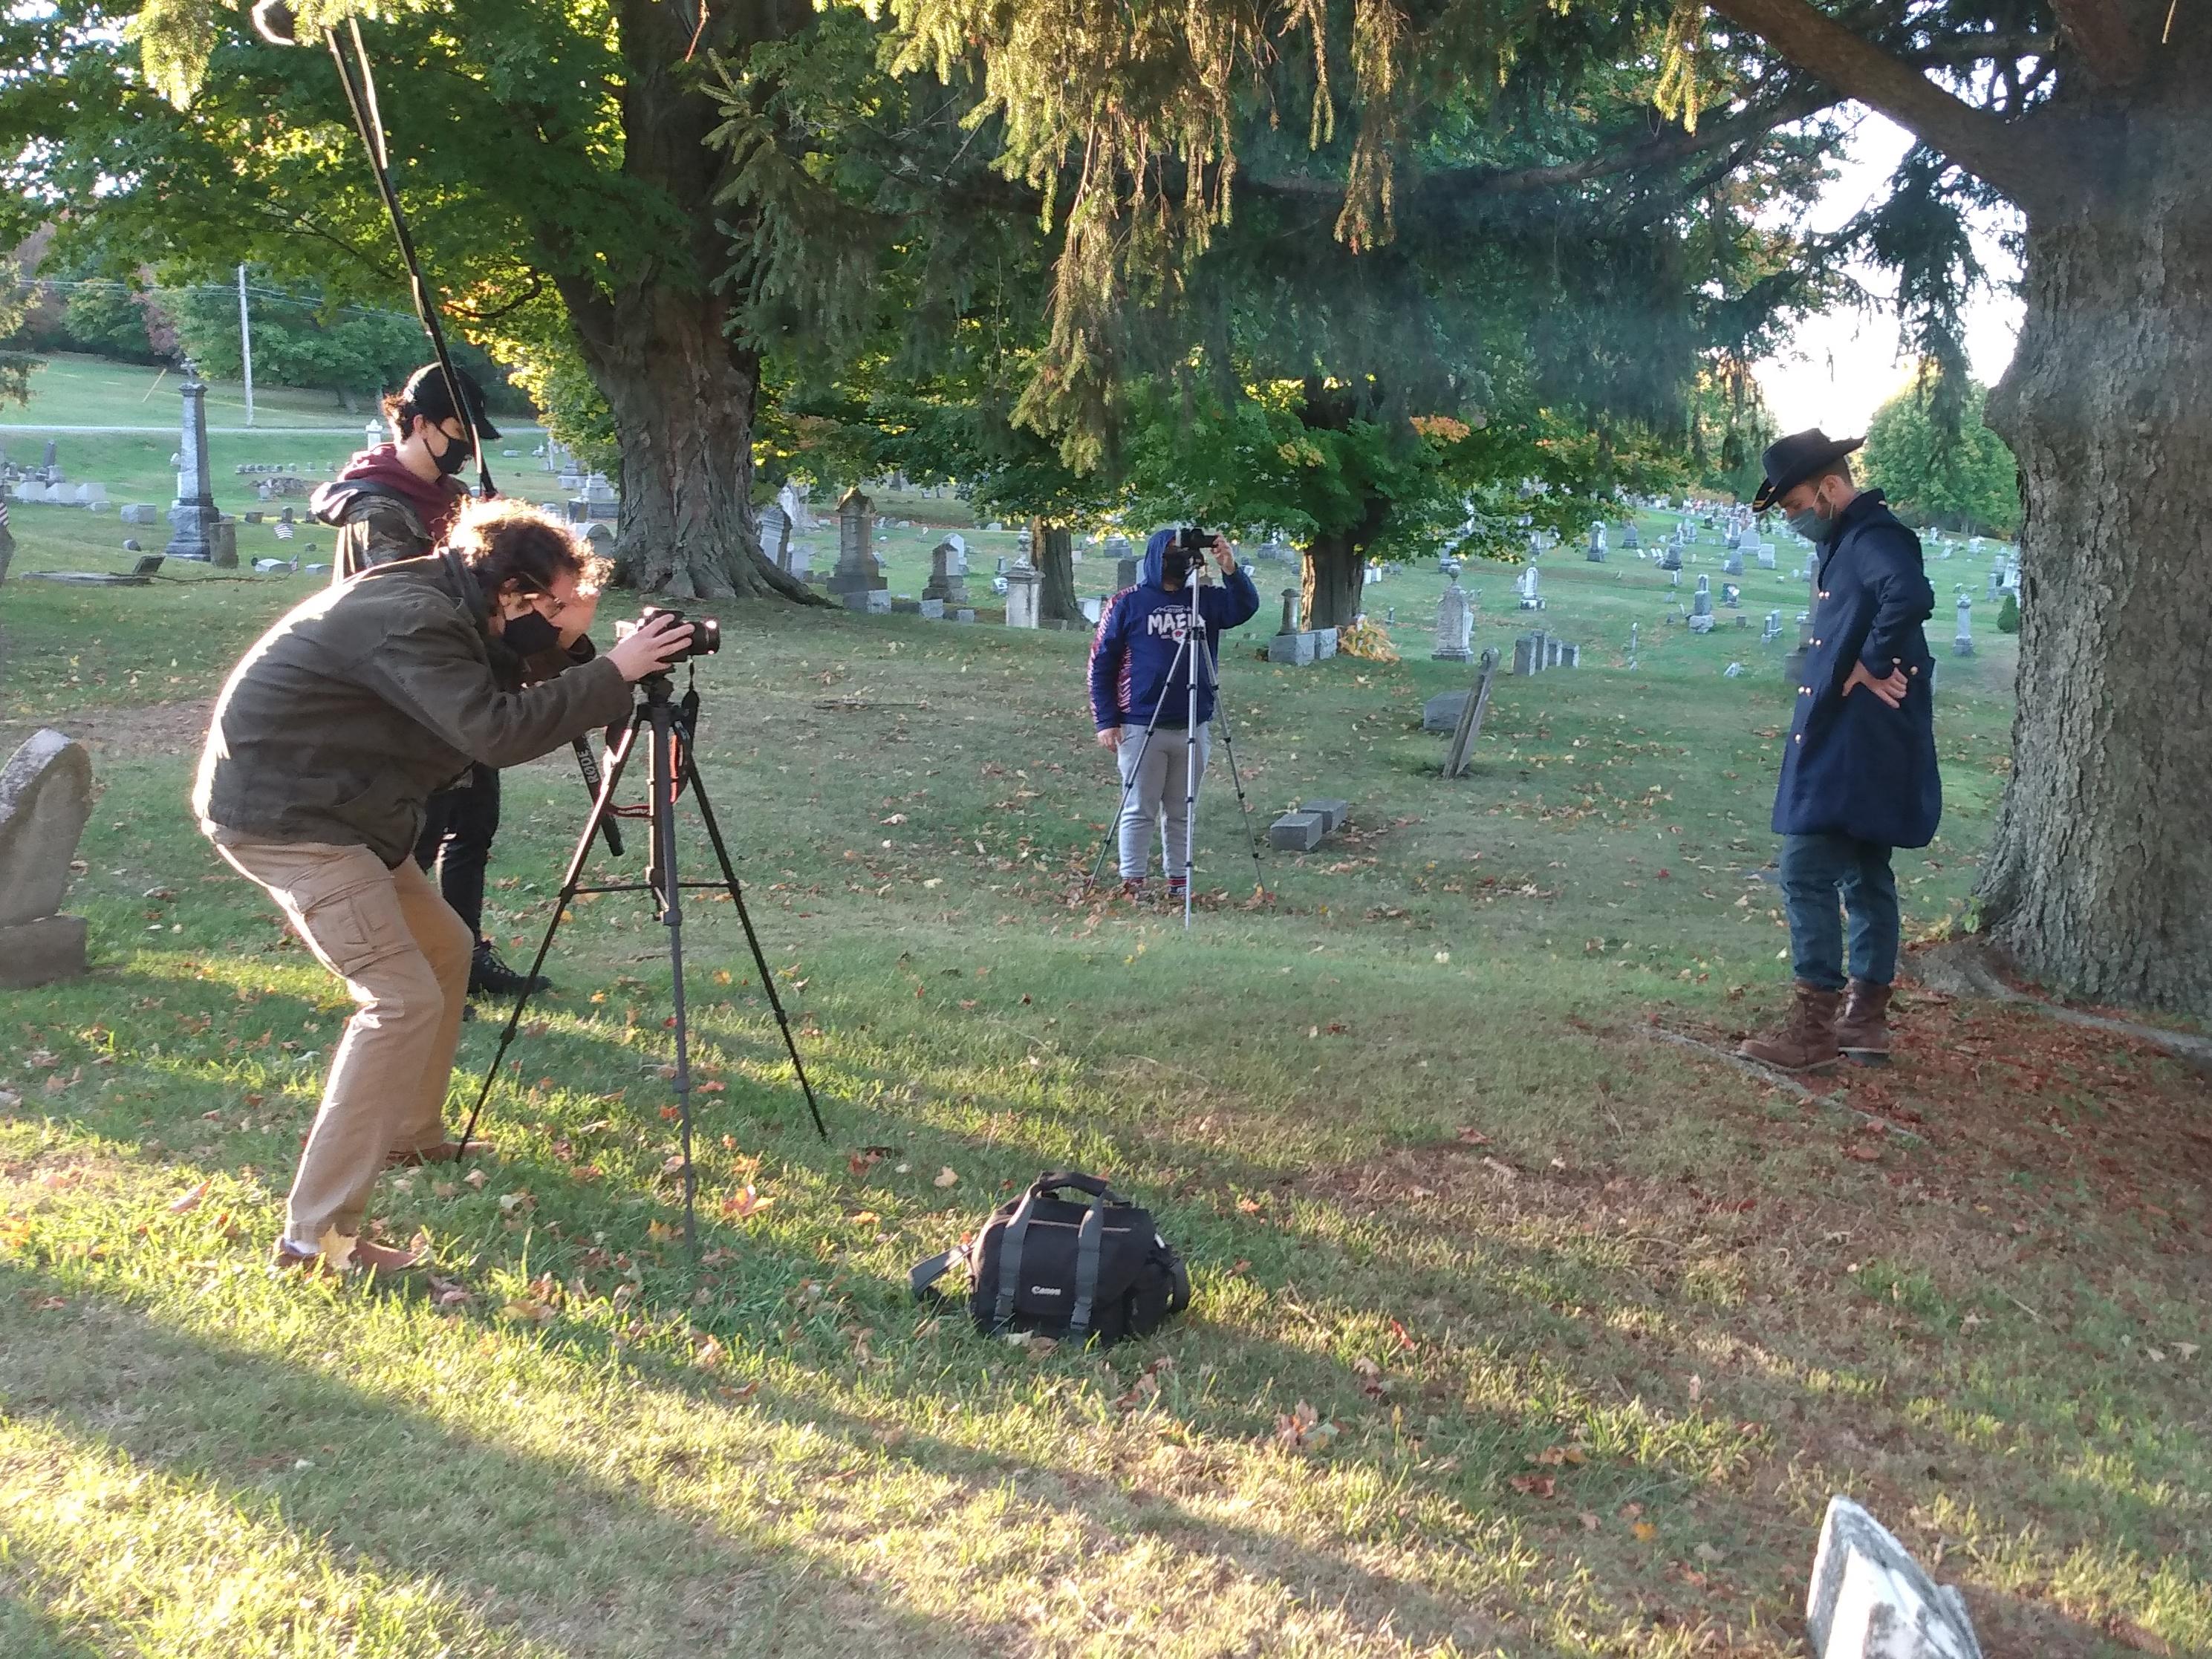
[
  {"xmin": 933, "ymin": 1167, "xmax": 959, "ymax": 1189},
  {"xmin": 463, "ymin": 1167, "xmax": 488, "ymax": 1189},
  {"xmin": 1579, "ymin": 1511, "xmax": 1600, "ymax": 1532},
  {"xmin": 1694, "ymin": 1542, "xmax": 1725, "ymax": 1565},
  {"xmin": 167, "ymin": 1179, "xmax": 211, "ymax": 1215},
  {"xmin": 1508, "ymin": 1473, "xmax": 1557, "ymax": 1497},
  {"xmin": 1273, "ymin": 1400, "xmax": 1337, "ymax": 1452},
  {"xmin": 722, "ymin": 1184, "xmax": 772, "ymax": 1219},
  {"xmin": 1633, "ymin": 1522, "xmax": 1658, "ymax": 1543}
]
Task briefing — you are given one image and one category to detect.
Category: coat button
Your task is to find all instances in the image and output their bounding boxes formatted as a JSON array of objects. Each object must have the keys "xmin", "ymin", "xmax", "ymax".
[
  {"xmin": 1813, "ymin": 638, "xmax": 1822, "ymax": 645},
  {"xmin": 1795, "ymin": 734, "xmax": 1803, "ymax": 743}
]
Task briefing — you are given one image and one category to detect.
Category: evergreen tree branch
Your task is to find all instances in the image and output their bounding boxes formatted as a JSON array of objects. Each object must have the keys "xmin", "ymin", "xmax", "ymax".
[{"xmin": 1699, "ymin": 0, "xmax": 2066, "ymax": 207}]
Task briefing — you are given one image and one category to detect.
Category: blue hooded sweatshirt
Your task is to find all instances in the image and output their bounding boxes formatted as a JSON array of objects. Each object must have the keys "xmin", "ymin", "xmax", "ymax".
[{"xmin": 1088, "ymin": 528, "xmax": 1262, "ymax": 730}]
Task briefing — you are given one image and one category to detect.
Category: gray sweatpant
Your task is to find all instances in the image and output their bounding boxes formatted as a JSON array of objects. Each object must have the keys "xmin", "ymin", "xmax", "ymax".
[{"xmin": 1115, "ymin": 723, "xmax": 1211, "ymax": 880}]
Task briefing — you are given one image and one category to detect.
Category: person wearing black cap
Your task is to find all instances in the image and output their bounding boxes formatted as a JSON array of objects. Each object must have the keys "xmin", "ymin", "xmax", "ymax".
[
  {"xmin": 1739, "ymin": 429, "xmax": 1940, "ymax": 1072},
  {"xmin": 309, "ymin": 364, "xmax": 553, "ymax": 1003}
]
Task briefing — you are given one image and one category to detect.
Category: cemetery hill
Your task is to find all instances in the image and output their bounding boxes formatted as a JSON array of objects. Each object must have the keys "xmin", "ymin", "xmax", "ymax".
[{"xmin": 2, "ymin": 0, "xmax": 2209, "ymax": 1655}]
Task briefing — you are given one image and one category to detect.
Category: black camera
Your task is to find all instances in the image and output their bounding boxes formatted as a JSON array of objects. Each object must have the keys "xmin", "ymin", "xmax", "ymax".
[
  {"xmin": 1175, "ymin": 526, "xmax": 1213, "ymax": 554},
  {"xmin": 615, "ymin": 605, "xmax": 720, "ymax": 658}
]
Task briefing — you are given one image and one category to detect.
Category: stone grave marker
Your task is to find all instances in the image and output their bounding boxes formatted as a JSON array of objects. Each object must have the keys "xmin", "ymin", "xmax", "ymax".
[
  {"xmin": 1762, "ymin": 609, "xmax": 1783, "ymax": 644},
  {"xmin": 1805, "ymin": 1497, "xmax": 1982, "ymax": 1659},
  {"xmin": 1953, "ymin": 589, "xmax": 1974, "ymax": 657},
  {"xmin": 165, "ymin": 373, "xmax": 221, "ymax": 563},
  {"xmin": 1621, "ymin": 522, "xmax": 1640, "ymax": 550},
  {"xmin": 1441, "ymin": 648, "xmax": 1500, "ymax": 780},
  {"xmin": 1586, "ymin": 520, "xmax": 1607, "ymax": 562},
  {"xmin": 1723, "ymin": 581, "xmax": 1741, "ymax": 610},
  {"xmin": 120, "ymin": 503, "xmax": 158, "ymax": 525},
  {"xmin": 1002, "ymin": 561, "xmax": 1043, "ymax": 628},
  {"xmin": 1512, "ymin": 632, "xmax": 1540, "ymax": 675},
  {"xmin": 1691, "ymin": 574, "xmax": 1714, "ymax": 620},
  {"xmin": 760, "ymin": 503, "xmax": 793, "ymax": 570},
  {"xmin": 1312, "ymin": 627, "xmax": 1338, "ymax": 659},
  {"xmin": 0, "ymin": 729, "xmax": 94, "ymax": 988},
  {"xmin": 923, "ymin": 538, "xmax": 970, "ymax": 606},
  {"xmin": 1515, "ymin": 566, "xmax": 1544, "ymax": 610},
  {"xmin": 830, "ymin": 486, "xmax": 886, "ymax": 609},
  {"xmin": 1432, "ymin": 576, "xmax": 1474, "ymax": 662},
  {"xmin": 1268, "ymin": 810, "xmax": 1324, "ymax": 852}
]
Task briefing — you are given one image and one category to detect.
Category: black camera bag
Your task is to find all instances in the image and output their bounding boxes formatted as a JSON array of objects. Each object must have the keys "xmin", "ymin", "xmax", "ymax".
[{"xmin": 908, "ymin": 1171, "xmax": 1188, "ymax": 1347}]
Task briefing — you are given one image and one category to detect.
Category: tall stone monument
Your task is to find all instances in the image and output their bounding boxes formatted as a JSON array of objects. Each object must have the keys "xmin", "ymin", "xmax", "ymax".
[
  {"xmin": 1003, "ymin": 561, "xmax": 1043, "ymax": 628},
  {"xmin": 165, "ymin": 370, "xmax": 222, "ymax": 563},
  {"xmin": 828, "ymin": 486, "xmax": 885, "ymax": 610},
  {"xmin": 0, "ymin": 730, "xmax": 94, "ymax": 988},
  {"xmin": 1432, "ymin": 576, "xmax": 1474, "ymax": 662}
]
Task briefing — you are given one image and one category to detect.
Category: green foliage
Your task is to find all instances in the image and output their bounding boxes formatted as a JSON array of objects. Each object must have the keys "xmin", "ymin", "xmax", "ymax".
[
  {"xmin": 59, "ymin": 282, "xmax": 161, "ymax": 362},
  {"xmin": 1862, "ymin": 370, "xmax": 2020, "ymax": 535},
  {"xmin": 1997, "ymin": 590, "xmax": 2020, "ymax": 634},
  {"xmin": 165, "ymin": 284, "xmax": 432, "ymax": 400}
]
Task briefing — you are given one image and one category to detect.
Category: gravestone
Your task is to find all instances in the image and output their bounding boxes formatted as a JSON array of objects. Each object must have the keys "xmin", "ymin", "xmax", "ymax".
[
  {"xmin": 829, "ymin": 486, "xmax": 886, "ymax": 609},
  {"xmin": 1268, "ymin": 811, "xmax": 1325, "ymax": 852},
  {"xmin": 1268, "ymin": 630, "xmax": 1317, "ymax": 666},
  {"xmin": 42, "ymin": 439, "xmax": 59, "ymax": 483},
  {"xmin": 1723, "ymin": 548, "xmax": 1743, "ymax": 576},
  {"xmin": 1301, "ymin": 800, "xmax": 1350, "ymax": 833},
  {"xmin": 1276, "ymin": 589, "xmax": 1301, "ymax": 636},
  {"xmin": 74, "ymin": 482, "xmax": 108, "ymax": 509},
  {"xmin": 1442, "ymin": 648, "xmax": 1502, "ymax": 780},
  {"xmin": 120, "ymin": 503, "xmax": 159, "ymax": 525},
  {"xmin": 760, "ymin": 503, "xmax": 794, "ymax": 570},
  {"xmin": 1002, "ymin": 562, "xmax": 1043, "ymax": 628},
  {"xmin": 1312, "ymin": 628, "xmax": 1338, "ymax": 659},
  {"xmin": 0, "ymin": 730, "xmax": 94, "ymax": 988},
  {"xmin": 208, "ymin": 518, "xmax": 238, "ymax": 569},
  {"xmin": 1722, "ymin": 581, "xmax": 1741, "ymax": 610},
  {"xmin": 1953, "ymin": 590, "xmax": 1974, "ymax": 658},
  {"xmin": 923, "ymin": 538, "xmax": 970, "ymax": 606},
  {"xmin": 865, "ymin": 589, "xmax": 894, "ymax": 615},
  {"xmin": 1691, "ymin": 574, "xmax": 1714, "ymax": 620},
  {"xmin": 1806, "ymin": 1497, "xmax": 1982, "ymax": 1659},
  {"xmin": 1116, "ymin": 556, "xmax": 1140, "ymax": 590},
  {"xmin": 1586, "ymin": 520, "xmax": 1607, "ymax": 562},
  {"xmin": 1516, "ymin": 566, "xmax": 1544, "ymax": 610},
  {"xmin": 1512, "ymin": 633, "xmax": 1541, "ymax": 676},
  {"xmin": 1757, "ymin": 544, "xmax": 1777, "ymax": 570},
  {"xmin": 1544, "ymin": 636, "xmax": 1562, "ymax": 668},
  {"xmin": 1762, "ymin": 610, "xmax": 1783, "ymax": 644},
  {"xmin": 1621, "ymin": 521, "xmax": 1639, "ymax": 550},
  {"xmin": 164, "ymin": 373, "xmax": 222, "ymax": 563},
  {"xmin": 1627, "ymin": 621, "xmax": 1639, "ymax": 668},
  {"xmin": 1423, "ymin": 690, "xmax": 1470, "ymax": 732},
  {"xmin": 1659, "ymin": 541, "xmax": 1682, "ymax": 572},
  {"xmin": 1432, "ymin": 577, "xmax": 1474, "ymax": 662},
  {"xmin": 918, "ymin": 598, "xmax": 946, "ymax": 620}
]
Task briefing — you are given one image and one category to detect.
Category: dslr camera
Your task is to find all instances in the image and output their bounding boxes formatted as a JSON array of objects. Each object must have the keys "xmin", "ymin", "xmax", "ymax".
[
  {"xmin": 614, "ymin": 604, "xmax": 720, "ymax": 659},
  {"xmin": 1162, "ymin": 526, "xmax": 1214, "ymax": 581}
]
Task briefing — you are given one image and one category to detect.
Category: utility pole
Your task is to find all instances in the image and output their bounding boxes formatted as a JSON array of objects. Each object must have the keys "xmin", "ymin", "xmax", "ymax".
[{"xmin": 237, "ymin": 264, "xmax": 255, "ymax": 428}]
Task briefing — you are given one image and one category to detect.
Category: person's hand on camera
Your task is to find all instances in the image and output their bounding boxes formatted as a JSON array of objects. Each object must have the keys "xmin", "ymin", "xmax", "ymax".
[
  {"xmin": 1210, "ymin": 533, "xmax": 1235, "ymax": 575},
  {"xmin": 608, "ymin": 613, "xmax": 694, "ymax": 682},
  {"xmin": 1097, "ymin": 728, "xmax": 1121, "ymax": 750}
]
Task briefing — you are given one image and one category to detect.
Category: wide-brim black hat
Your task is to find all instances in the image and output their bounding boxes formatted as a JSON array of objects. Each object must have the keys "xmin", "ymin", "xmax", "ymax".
[
  {"xmin": 1751, "ymin": 428, "xmax": 1862, "ymax": 512},
  {"xmin": 399, "ymin": 362, "xmax": 501, "ymax": 442}
]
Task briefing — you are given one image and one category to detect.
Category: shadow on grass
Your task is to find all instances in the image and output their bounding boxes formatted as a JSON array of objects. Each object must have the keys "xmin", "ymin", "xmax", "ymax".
[{"xmin": 0, "ymin": 1589, "xmax": 105, "ymax": 1659}]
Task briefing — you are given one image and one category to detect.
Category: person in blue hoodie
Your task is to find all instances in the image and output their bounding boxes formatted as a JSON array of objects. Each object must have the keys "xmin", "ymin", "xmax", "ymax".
[{"xmin": 1088, "ymin": 528, "xmax": 1261, "ymax": 899}]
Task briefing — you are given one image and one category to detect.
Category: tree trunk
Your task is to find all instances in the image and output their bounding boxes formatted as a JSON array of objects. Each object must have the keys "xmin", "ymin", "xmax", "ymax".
[
  {"xmin": 1301, "ymin": 532, "xmax": 1365, "ymax": 630},
  {"xmin": 1034, "ymin": 520, "xmax": 1084, "ymax": 625},
  {"xmin": 546, "ymin": 0, "xmax": 822, "ymax": 603},
  {"xmin": 1978, "ymin": 91, "xmax": 2212, "ymax": 1017}
]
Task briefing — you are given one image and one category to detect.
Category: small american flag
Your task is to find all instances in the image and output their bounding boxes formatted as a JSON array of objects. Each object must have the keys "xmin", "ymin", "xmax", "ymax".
[{"xmin": 274, "ymin": 521, "xmax": 294, "ymax": 541}]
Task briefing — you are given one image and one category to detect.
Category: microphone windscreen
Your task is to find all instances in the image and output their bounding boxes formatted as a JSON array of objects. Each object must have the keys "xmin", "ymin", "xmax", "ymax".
[{"xmin": 250, "ymin": 0, "xmax": 302, "ymax": 45}]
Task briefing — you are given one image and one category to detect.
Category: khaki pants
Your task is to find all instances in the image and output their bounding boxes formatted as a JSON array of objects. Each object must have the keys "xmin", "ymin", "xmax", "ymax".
[{"xmin": 212, "ymin": 836, "xmax": 472, "ymax": 1246}]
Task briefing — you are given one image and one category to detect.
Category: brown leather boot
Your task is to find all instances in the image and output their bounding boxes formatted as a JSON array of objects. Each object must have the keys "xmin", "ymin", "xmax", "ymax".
[
  {"xmin": 1738, "ymin": 982, "xmax": 1843, "ymax": 1072},
  {"xmin": 1835, "ymin": 979, "xmax": 1893, "ymax": 1066}
]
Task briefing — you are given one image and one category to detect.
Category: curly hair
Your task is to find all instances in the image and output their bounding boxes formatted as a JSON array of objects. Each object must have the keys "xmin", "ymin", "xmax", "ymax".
[{"xmin": 444, "ymin": 499, "xmax": 610, "ymax": 600}]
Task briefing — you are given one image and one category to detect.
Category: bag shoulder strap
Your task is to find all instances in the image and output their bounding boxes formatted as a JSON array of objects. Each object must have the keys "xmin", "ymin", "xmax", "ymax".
[
  {"xmin": 908, "ymin": 1246, "xmax": 960, "ymax": 1302},
  {"xmin": 992, "ymin": 1190, "xmax": 1041, "ymax": 1328},
  {"xmin": 1032, "ymin": 1170, "xmax": 1125, "ymax": 1205},
  {"xmin": 1067, "ymin": 1190, "xmax": 1109, "ymax": 1340}
]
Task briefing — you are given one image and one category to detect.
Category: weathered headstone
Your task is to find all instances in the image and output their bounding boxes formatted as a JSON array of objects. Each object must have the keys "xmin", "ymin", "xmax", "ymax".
[
  {"xmin": 1432, "ymin": 577, "xmax": 1474, "ymax": 662},
  {"xmin": 1953, "ymin": 589, "xmax": 1974, "ymax": 658},
  {"xmin": 165, "ymin": 373, "xmax": 221, "ymax": 563},
  {"xmin": 1116, "ymin": 556, "xmax": 1140, "ymax": 590},
  {"xmin": 1723, "ymin": 548, "xmax": 1744, "ymax": 576},
  {"xmin": 1621, "ymin": 522, "xmax": 1639, "ymax": 550},
  {"xmin": 923, "ymin": 538, "xmax": 970, "ymax": 605},
  {"xmin": 1301, "ymin": 799, "xmax": 1350, "ymax": 833},
  {"xmin": 829, "ymin": 486, "xmax": 886, "ymax": 609},
  {"xmin": 1276, "ymin": 588, "xmax": 1301, "ymax": 636},
  {"xmin": 120, "ymin": 503, "xmax": 159, "ymax": 525},
  {"xmin": 1806, "ymin": 1497, "xmax": 1982, "ymax": 1659},
  {"xmin": 41, "ymin": 439, "xmax": 59, "ymax": 483},
  {"xmin": 0, "ymin": 730, "xmax": 94, "ymax": 988},
  {"xmin": 760, "ymin": 503, "xmax": 793, "ymax": 570},
  {"xmin": 1691, "ymin": 574, "xmax": 1714, "ymax": 619},
  {"xmin": 1268, "ymin": 811, "xmax": 1325, "ymax": 852},
  {"xmin": 1268, "ymin": 630, "xmax": 1317, "ymax": 666},
  {"xmin": 865, "ymin": 589, "xmax": 894, "ymax": 616},
  {"xmin": 918, "ymin": 597, "xmax": 946, "ymax": 620},
  {"xmin": 1513, "ymin": 632, "xmax": 1539, "ymax": 676},
  {"xmin": 1002, "ymin": 561, "xmax": 1043, "ymax": 628},
  {"xmin": 1515, "ymin": 566, "xmax": 1544, "ymax": 610},
  {"xmin": 208, "ymin": 517, "xmax": 238, "ymax": 569},
  {"xmin": 1442, "ymin": 648, "xmax": 1500, "ymax": 780},
  {"xmin": 1757, "ymin": 544, "xmax": 1777, "ymax": 570},
  {"xmin": 1722, "ymin": 581, "xmax": 1741, "ymax": 610},
  {"xmin": 1762, "ymin": 609, "xmax": 1783, "ymax": 644},
  {"xmin": 1586, "ymin": 520, "xmax": 1607, "ymax": 562},
  {"xmin": 1312, "ymin": 627, "xmax": 1338, "ymax": 659}
]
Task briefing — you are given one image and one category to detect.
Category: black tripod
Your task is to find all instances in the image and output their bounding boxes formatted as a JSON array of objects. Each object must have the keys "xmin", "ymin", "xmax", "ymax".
[
  {"xmin": 455, "ymin": 670, "xmax": 827, "ymax": 1251},
  {"xmin": 1081, "ymin": 600, "xmax": 1266, "ymax": 925}
]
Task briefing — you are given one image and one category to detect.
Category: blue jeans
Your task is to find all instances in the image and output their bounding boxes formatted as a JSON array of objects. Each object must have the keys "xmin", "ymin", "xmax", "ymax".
[{"xmin": 1778, "ymin": 833, "xmax": 1900, "ymax": 991}]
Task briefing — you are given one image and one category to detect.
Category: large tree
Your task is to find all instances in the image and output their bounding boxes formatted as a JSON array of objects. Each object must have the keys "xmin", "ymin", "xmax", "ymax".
[
  {"xmin": 889, "ymin": 0, "xmax": 2211, "ymax": 1012},
  {"xmin": 2, "ymin": 0, "xmax": 820, "ymax": 599}
]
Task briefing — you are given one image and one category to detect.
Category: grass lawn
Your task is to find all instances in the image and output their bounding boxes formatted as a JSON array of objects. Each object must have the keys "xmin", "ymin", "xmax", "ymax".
[{"xmin": 1, "ymin": 465, "xmax": 2206, "ymax": 1657}]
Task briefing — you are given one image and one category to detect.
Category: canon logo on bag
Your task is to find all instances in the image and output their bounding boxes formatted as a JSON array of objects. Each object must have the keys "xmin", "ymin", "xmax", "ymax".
[{"xmin": 1028, "ymin": 1285, "xmax": 1064, "ymax": 1297}]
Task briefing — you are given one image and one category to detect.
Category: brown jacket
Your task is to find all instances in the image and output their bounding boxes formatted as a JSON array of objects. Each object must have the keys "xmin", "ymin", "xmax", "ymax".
[{"xmin": 194, "ymin": 550, "xmax": 631, "ymax": 866}]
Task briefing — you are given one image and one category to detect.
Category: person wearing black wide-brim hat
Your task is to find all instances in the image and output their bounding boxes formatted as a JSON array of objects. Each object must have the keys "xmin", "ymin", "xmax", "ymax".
[{"xmin": 1739, "ymin": 429, "xmax": 1941, "ymax": 1072}]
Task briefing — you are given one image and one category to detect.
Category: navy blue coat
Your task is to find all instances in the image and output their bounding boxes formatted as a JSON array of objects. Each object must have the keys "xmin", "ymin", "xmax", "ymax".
[
  {"xmin": 1088, "ymin": 529, "xmax": 1260, "ymax": 730},
  {"xmin": 1772, "ymin": 489, "xmax": 1942, "ymax": 850}
]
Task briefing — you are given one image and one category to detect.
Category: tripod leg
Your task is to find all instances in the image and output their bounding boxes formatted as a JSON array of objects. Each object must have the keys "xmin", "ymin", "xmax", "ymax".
[
  {"xmin": 1183, "ymin": 625, "xmax": 1200, "ymax": 930},
  {"xmin": 645, "ymin": 697, "xmax": 700, "ymax": 1254},
  {"xmin": 1200, "ymin": 634, "xmax": 1266, "ymax": 892},
  {"xmin": 681, "ymin": 757, "xmax": 832, "ymax": 1143},
  {"xmin": 456, "ymin": 703, "xmax": 646, "ymax": 1158}
]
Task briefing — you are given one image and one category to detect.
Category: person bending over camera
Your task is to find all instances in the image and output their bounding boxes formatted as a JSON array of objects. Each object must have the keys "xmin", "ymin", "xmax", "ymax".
[
  {"xmin": 193, "ymin": 501, "xmax": 695, "ymax": 1276},
  {"xmin": 310, "ymin": 363, "xmax": 552, "ymax": 1001},
  {"xmin": 1088, "ymin": 528, "xmax": 1260, "ymax": 901}
]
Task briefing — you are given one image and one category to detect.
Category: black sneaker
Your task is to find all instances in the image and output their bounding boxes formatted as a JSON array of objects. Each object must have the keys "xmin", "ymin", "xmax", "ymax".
[{"xmin": 469, "ymin": 942, "xmax": 550, "ymax": 998}]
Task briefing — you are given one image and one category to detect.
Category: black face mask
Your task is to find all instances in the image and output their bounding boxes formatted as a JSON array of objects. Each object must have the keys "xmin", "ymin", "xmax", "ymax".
[
  {"xmin": 501, "ymin": 610, "xmax": 562, "ymax": 656},
  {"xmin": 431, "ymin": 427, "xmax": 472, "ymax": 477}
]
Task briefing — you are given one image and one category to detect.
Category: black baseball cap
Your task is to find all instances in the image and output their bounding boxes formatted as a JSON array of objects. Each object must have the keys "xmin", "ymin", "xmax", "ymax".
[{"xmin": 397, "ymin": 362, "xmax": 501, "ymax": 441}]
